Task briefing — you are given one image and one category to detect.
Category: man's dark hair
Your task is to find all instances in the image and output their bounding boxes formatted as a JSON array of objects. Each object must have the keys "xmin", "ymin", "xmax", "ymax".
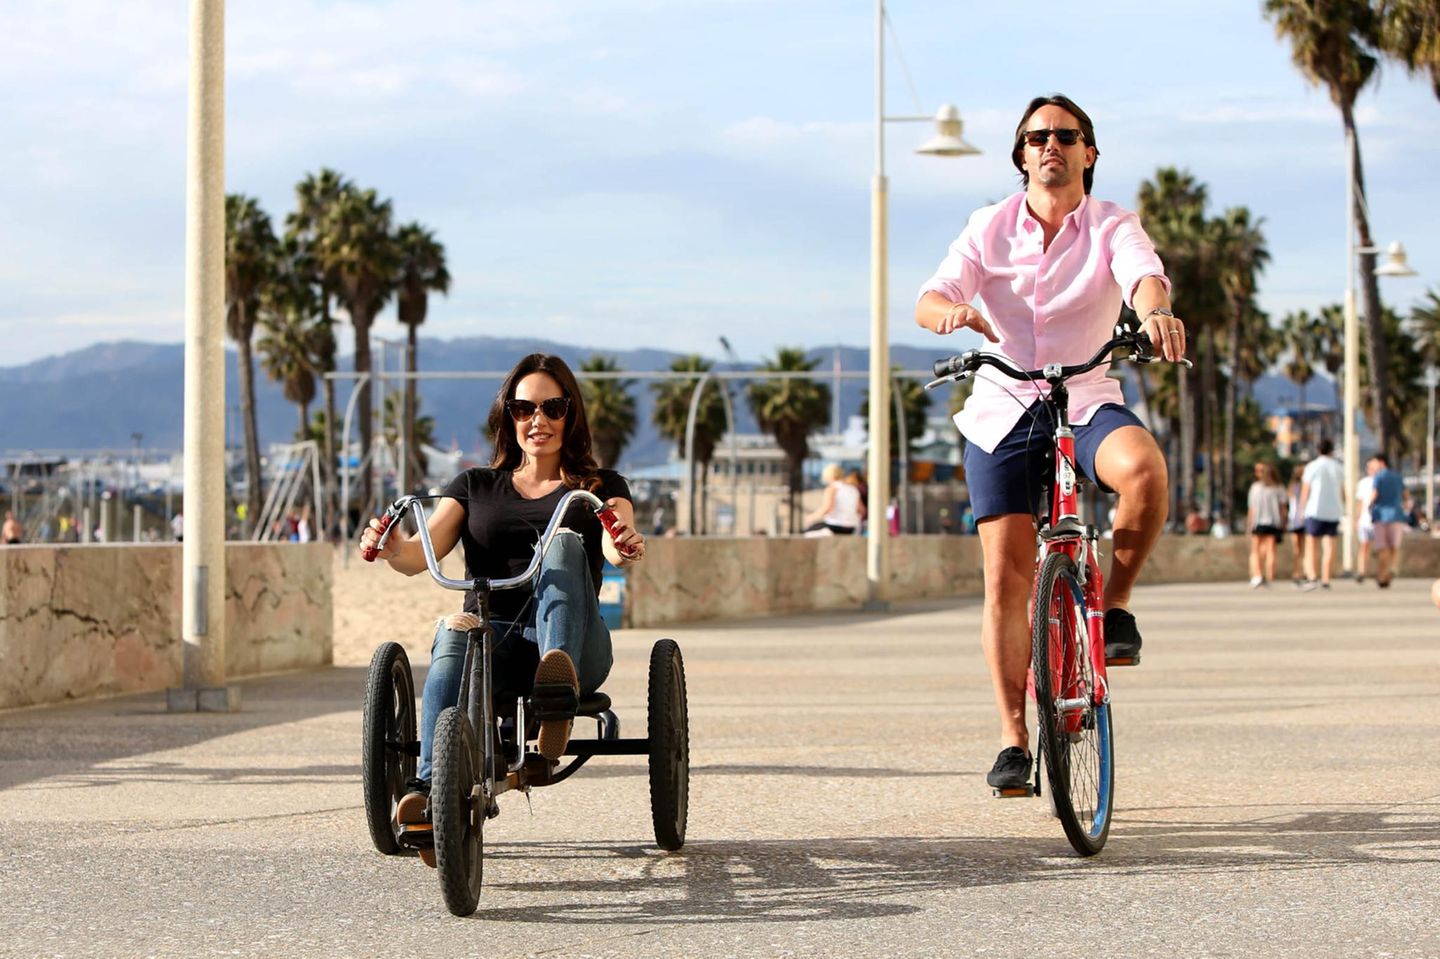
[
  {"xmin": 1011, "ymin": 93, "xmax": 1099, "ymax": 194},
  {"xmin": 1371, "ymin": 452, "xmax": 1390, "ymax": 467},
  {"xmin": 1318, "ymin": 438, "xmax": 1334, "ymax": 456}
]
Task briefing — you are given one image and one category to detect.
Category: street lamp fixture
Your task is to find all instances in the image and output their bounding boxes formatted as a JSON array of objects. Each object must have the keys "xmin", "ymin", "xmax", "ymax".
[
  {"xmin": 1372, "ymin": 241, "xmax": 1418, "ymax": 278},
  {"xmin": 865, "ymin": 1, "xmax": 979, "ymax": 609},
  {"xmin": 915, "ymin": 105, "xmax": 982, "ymax": 158}
]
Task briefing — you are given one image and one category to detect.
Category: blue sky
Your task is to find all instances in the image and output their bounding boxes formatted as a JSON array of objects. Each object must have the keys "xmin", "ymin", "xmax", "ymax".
[{"xmin": 2, "ymin": 0, "xmax": 1437, "ymax": 368}]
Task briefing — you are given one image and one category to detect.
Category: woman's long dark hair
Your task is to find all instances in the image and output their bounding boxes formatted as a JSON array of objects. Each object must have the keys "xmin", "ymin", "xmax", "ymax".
[{"xmin": 487, "ymin": 353, "xmax": 602, "ymax": 492}]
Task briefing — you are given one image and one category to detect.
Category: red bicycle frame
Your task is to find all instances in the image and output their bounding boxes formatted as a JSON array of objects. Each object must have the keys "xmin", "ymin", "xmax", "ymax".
[{"xmin": 1043, "ymin": 423, "xmax": 1110, "ymax": 711}]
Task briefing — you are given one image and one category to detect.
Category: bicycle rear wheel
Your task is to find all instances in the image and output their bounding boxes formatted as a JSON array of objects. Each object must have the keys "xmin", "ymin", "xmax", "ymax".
[{"xmin": 1032, "ymin": 551, "xmax": 1113, "ymax": 856}]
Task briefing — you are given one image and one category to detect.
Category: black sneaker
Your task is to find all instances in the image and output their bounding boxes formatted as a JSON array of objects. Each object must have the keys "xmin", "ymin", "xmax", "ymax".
[
  {"xmin": 1104, "ymin": 608, "xmax": 1142, "ymax": 666},
  {"xmin": 985, "ymin": 746, "xmax": 1033, "ymax": 789}
]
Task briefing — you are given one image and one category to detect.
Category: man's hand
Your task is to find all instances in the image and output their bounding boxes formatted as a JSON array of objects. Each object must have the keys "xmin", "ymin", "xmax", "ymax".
[
  {"xmin": 1139, "ymin": 307, "xmax": 1187, "ymax": 363},
  {"xmin": 936, "ymin": 302, "xmax": 999, "ymax": 342}
]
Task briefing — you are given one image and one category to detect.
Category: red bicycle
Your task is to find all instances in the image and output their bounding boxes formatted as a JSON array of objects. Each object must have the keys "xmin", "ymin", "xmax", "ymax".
[{"xmin": 928, "ymin": 328, "xmax": 1183, "ymax": 855}]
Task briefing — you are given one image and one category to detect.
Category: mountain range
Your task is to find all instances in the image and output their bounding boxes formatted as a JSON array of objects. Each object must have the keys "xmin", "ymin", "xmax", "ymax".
[{"xmin": 0, "ymin": 336, "xmax": 1337, "ymax": 468}]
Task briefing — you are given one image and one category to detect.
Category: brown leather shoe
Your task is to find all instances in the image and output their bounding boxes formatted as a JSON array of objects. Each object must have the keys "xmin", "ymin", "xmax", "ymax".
[{"xmin": 533, "ymin": 649, "xmax": 579, "ymax": 760}]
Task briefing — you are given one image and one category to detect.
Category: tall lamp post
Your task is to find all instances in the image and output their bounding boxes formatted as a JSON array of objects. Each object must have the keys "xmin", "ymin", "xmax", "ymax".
[
  {"xmin": 1425, "ymin": 365, "xmax": 1439, "ymax": 532},
  {"xmin": 865, "ymin": 0, "xmax": 979, "ymax": 608},
  {"xmin": 1342, "ymin": 123, "xmax": 1416, "ymax": 571}
]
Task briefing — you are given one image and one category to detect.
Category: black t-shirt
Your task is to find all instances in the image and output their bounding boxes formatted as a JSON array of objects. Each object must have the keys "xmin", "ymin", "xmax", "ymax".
[{"xmin": 440, "ymin": 467, "xmax": 632, "ymax": 621}]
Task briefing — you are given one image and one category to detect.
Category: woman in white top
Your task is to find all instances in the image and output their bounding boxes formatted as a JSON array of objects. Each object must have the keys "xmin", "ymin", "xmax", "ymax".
[
  {"xmin": 1246, "ymin": 461, "xmax": 1287, "ymax": 587},
  {"xmin": 804, "ymin": 463, "xmax": 866, "ymax": 535}
]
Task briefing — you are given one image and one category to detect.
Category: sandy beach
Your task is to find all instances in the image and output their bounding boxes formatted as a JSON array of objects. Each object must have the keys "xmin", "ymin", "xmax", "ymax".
[{"xmin": 331, "ymin": 548, "xmax": 469, "ymax": 668}]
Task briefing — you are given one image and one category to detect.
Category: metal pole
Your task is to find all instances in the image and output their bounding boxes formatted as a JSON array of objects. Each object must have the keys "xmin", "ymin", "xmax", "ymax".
[
  {"xmin": 1428, "ymin": 368, "xmax": 1437, "ymax": 532},
  {"xmin": 865, "ymin": 0, "xmax": 891, "ymax": 608},
  {"xmin": 893, "ymin": 377, "xmax": 907, "ymax": 532},
  {"xmin": 682, "ymin": 373, "xmax": 711, "ymax": 535},
  {"xmin": 1342, "ymin": 128, "xmax": 1358, "ymax": 575},
  {"xmin": 178, "ymin": 0, "xmax": 230, "ymax": 704},
  {"xmin": 338, "ymin": 372, "xmax": 370, "ymax": 549}
]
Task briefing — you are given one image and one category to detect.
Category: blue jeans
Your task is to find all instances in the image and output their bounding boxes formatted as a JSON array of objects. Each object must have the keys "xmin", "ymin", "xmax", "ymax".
[{"xmin": 417, "ymin": 530, "xmax": 613, "ymax": 781}]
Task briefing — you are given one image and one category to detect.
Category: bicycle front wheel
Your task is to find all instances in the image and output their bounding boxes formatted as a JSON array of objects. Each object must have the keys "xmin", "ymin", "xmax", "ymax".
[{"xmin": 1032, "ymin": 551, "xmax": 1114, "ymax": 856}]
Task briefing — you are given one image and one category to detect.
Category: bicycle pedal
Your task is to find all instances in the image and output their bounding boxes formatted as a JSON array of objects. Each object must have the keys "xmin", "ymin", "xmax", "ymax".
[
  {"xmin": 1105, "ymin": 655, "xmax": 1140, "ymax": 667},
  {"xmin": 991, "ymin": 785, "xmax": 1036, "ymax": 799}
]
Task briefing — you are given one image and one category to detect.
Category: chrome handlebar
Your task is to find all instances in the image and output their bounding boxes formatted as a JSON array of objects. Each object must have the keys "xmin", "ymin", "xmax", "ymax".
[{"xmin": 374, "ymin": 488, "xmax": 610, "ymax": 593}]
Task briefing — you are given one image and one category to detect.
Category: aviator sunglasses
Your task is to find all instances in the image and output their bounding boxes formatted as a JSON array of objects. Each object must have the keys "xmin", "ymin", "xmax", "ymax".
[
  {"xmin": 506, "ymin": 395, "xmax": 571, "ymax": 420},
  {"xmin": 1022, "ymin": 127, "xmax": 1084, "ymax": 147}
]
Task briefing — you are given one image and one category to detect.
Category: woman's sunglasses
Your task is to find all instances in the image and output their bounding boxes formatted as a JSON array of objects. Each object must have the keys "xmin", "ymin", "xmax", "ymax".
[
  {"xmin": 506, "ymin": 396, "xmax": 571, "ymax": 421},
  {"xmin": 1022, "ymin": 127, "xmax": 1084, "ymax": 147}
]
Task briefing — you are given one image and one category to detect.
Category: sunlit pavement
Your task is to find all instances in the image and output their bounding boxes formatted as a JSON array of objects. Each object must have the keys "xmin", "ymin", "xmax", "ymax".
[{"xmin": 1, "ymin": 578, "xmax": 1436, "ymax": 958}]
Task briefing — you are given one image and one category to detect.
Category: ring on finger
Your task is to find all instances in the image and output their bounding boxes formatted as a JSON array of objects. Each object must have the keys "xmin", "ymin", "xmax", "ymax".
[{"xmin": 1166, "ymin": 329, "xmax": 1183, "ymax": 338}]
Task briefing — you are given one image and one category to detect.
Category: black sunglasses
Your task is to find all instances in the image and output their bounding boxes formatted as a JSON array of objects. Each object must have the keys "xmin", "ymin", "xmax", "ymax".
[
  {"xmin": 1023, "ymin": 127, "xmax": 1084, "ymax": 147},
  {"xmin": 506, "ymin": 395, "xmax": 570, "ymax": 421}
]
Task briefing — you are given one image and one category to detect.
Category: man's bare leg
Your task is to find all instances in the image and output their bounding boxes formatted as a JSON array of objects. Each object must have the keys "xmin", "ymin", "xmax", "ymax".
[
  {"xmin": 977, "ymin": 513, "xmax": 1038, "ymax": 750},
  {"xmin": 1093, "ymin": 426, "xmax": 1170, "ymax": 611}
]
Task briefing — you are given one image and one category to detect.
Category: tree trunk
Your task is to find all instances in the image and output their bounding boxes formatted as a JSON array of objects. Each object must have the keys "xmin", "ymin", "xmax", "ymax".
[
  {"xmin": 788, "ymin": 457, "xmax": 803, "ymax": 534},
  {"xmin": 236, "ymin": 318, "xmax": 263, "ymax": 540},
  {"xmin": 1202, "ymin": 330, "xmax": 1219, "ymax": 518},
  {"xmin": 1223, "ymin": 306, "xmax": 1239, "ymax": 530},
  {"xmin": 322, "ymin": 377, "xmax": 337, "ymax": 541},
  {"xmin": 1345, "ymin": 104, "xmax": 1397, "ymax": 459},
  {"xmin": 405, "ymin": 327, "xmax": 422, "ymax": 493},
  {"xmin": 353, "ymin": 311, "xmax": 374, "ymax": 514},
  {"xmin": 1178, "ymin": 364, "xmax": 1195, "ymax": 516}
]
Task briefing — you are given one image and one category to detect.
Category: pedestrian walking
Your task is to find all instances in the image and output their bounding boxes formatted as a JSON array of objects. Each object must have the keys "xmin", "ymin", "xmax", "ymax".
[
  {"xmin": 1365, "ymin": 453, "xmax": 1406, "ymax": 589},
  {"xmin": 1299, "ymin": 438, "xmax": 1344, "ymax": 590},
  {"xmin": 1246, "ymin": 462, "xmax": 1286, "ymax": 587}
]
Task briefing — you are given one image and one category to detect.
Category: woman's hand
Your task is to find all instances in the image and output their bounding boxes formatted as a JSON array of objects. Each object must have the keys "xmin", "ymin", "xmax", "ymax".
[
  {"xmin": 358, "ymin": 515, "xmax": 399, "ymax": 561},
  {"xmin": 604, "ymin": 497, "xmax": 645, "ymax": 563}
]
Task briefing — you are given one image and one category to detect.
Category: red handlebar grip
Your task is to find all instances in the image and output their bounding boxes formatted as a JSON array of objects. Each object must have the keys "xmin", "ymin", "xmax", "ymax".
[
  {"xmin": 596, "ymin": 506, "xmax": 638, "ymax": 558},
  {"xmin": 361, "ymin": 514, "xmax": 393, "ymax": 563}
]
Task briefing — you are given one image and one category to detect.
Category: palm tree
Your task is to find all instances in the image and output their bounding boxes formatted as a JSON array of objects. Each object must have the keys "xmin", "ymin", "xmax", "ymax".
[
  {"xmin": 578, "ymin": 356, "xmax": 637, "ymax": 468},
  {"xmin": 315, "ymin": 184, "xmax": 399, "ymax": 510},
  {"xmin": 224, "ymin": 194, "xmax": 279, "ymax": 537},
  {"xmin": 1138, "ymin": 168, "xmax": 1219, "ymax": 515},
  {"xmin": 1215, "ymin": 206, "xmax": 1270, "ymax": 528},
  {"xmin": 1377, "ymin": 0, "xmax": 1440, "ymax": 93},
  {"xmin": 651, "ymin": 355, "xmax": 727, "ymax": 534},
  {"xmin": 257, "ymin": 237, "xmax": 330, "ymax": 441},
  {"xmin": 394, "ymin": 223, "xmax": 450, "ymax": 493},
  {"xmin": 1265, "ymin": 0, "xmax": 1397, "ymax": 457},
  {"xmin": 286, "ymin": 168, "xmax": 349, "ymax": 530},
  {"xmin": 746, "ymin": 348, "xmax": 831, "ymax": 533},
  {"xmin": 1281, "ymin": 310, "xmax": 1318, "ymax": 455}
]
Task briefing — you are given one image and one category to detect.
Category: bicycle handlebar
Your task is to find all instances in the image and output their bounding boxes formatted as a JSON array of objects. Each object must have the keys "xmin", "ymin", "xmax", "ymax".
[
  {"xmin": 364, "ymin": 488, "xmax": 633, "ymax": 593},
  {"xmin": 927, "ymin": 330, "xmax": 1190, "ymax": 391}
]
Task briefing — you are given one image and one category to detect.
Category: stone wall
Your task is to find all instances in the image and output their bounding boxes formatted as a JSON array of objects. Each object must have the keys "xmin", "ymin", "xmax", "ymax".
[
  {"xmin": 0, "ymin": 543, "xmax": 332, "ymax": 710},
  {"xmin": 624, "ymin": 533, "xmax": 1440, "ymax": 627}
]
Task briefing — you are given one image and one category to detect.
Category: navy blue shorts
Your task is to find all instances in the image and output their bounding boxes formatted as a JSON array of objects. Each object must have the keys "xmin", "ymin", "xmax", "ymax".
[
  {"xmin": 1304, "ymin": 518, "xmax": 1340, "ymax": 538},
  {"xmin": 961, "ymin": 402, "xmax": 1148, "ymax": 522}
]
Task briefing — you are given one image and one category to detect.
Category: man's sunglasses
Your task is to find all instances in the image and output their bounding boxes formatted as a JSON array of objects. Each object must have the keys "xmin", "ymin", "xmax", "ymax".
[
  {"xmin": 1022, "ymin": 127, "xmax": 1084, "ymax": 147},
  {"xmin": 506, "ymin": 396, "xmax": 571, "ymax": 420}
]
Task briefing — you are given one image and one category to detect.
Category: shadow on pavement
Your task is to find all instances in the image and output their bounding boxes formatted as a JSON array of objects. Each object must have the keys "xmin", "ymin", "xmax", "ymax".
[{"xmin": 470, "ymin": 803, "xmax": 1440, "ymax": 924}]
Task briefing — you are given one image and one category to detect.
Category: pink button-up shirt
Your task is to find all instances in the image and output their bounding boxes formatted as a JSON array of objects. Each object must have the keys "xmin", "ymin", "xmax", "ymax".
[{"xmin": 918, "ymin": 191, "xmax": 1169, "ymax": 453}]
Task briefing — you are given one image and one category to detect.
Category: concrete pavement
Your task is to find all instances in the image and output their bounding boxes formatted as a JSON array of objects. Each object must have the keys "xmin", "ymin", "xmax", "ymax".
[{"xmin": 1, "ymin": 578, "xmax": 1437, "ymax": 958}]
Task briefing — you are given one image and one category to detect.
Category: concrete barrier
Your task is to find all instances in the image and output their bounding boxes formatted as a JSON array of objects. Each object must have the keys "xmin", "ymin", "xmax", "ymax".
[
  {"xmin": 0, "ymin": 543, "xmax": 332, "ymax": 710},
  {"xmin": 624, "ymin": 532, "xmax": 1440, "ymax": 627}
]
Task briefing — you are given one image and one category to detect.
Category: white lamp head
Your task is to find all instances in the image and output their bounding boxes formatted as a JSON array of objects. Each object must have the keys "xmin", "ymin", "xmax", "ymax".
[
  {"xmin": 1374, "ymin": 241, "xmax": 1419, "ymax": 278},
  {"xmin": 916, "ymin": 104, "xmax": 981, "ymax": 157}
]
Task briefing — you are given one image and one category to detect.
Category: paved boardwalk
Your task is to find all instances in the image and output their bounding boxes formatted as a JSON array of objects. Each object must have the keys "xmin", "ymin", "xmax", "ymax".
[{"xmin": 1, "ymin": 579, "xmax": 1437, "ymax": 958}]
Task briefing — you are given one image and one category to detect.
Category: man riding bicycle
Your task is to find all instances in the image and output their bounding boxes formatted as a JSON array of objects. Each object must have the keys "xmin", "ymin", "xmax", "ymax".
[{"xmin": 914, "ymin": 94, "xmax": 1187, "ymax": 792}]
